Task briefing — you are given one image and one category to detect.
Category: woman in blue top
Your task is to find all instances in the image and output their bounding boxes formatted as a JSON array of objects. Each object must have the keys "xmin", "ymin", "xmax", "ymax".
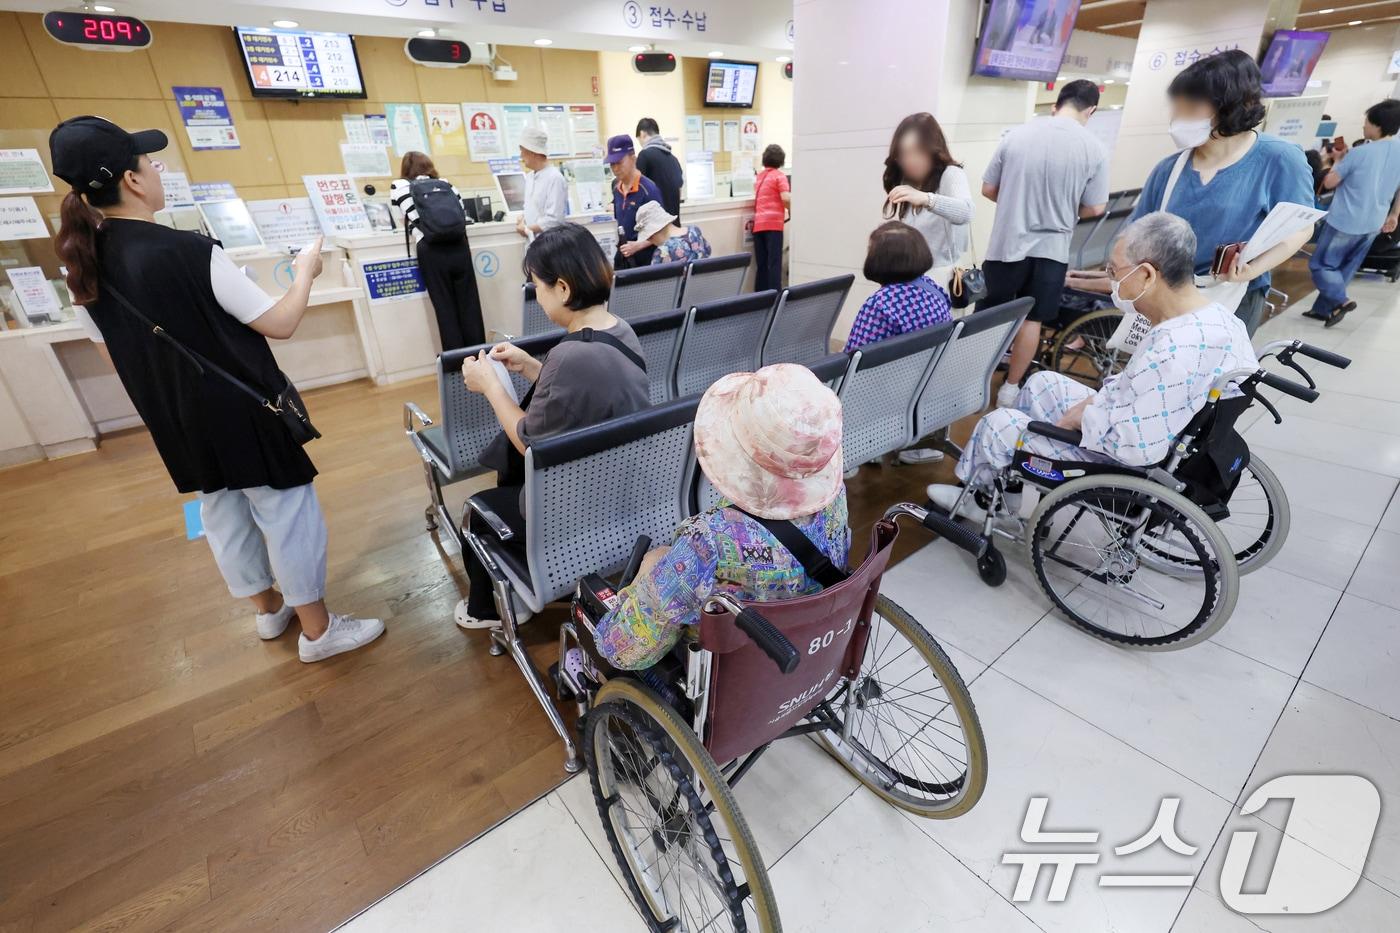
[
  {"xmin": 1067, "ymin": 51, "xmax": 1313, "ymax": 335},
  {"xmin": 635, "ymin": 201, "xmax": 713, "ymax": 265}
]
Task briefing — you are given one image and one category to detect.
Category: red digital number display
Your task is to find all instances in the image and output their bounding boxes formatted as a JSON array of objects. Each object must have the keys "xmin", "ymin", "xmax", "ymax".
[
  {"xmin": 44, "ymin": 11, "xmax": 151, "ymax": 49},
  {"xmin": 405, "ymin": 37, "xmax": 472, "ymax": 67}
]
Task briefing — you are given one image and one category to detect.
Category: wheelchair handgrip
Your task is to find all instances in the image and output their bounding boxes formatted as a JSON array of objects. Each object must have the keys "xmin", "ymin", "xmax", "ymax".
[
  {"xmin": 734, "ymin": 608, "xmax": 800, "ymax": 675},
  {"xmin": 1025, "ymin": 420, "xmax": 1084, "ymax": 446},
  {"xmin": 1294, "ymin": 343, "xmax": 1351, "ymax": 370},
  {"xmin": 1258, "ymin": 371, "xmax": 1320, "ymax": 403}
]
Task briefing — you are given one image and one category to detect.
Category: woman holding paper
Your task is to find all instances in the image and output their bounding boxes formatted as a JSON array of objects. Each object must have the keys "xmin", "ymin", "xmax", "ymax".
[{"xmin": 1067, "ymin": 51, "xmax": 1313, "ymax": 335}]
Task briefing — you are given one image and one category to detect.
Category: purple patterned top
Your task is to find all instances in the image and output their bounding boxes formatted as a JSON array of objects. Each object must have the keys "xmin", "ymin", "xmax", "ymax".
[
  {"xmin": 843, "ymin": 276, "xmax": 953, "ymax": 352},
  {"xmin": 595, "ymin": 488, "xmax": 851, "ymax": 670},
  {"xmin": 651, "ymin": 225, "xmax": 713, "ymax": 265}
]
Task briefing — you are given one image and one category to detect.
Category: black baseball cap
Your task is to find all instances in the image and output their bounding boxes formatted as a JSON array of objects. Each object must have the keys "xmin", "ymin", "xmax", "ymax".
[{"xmin": 48, "ymin": 116, "xmax": 167, "ymax": 193}]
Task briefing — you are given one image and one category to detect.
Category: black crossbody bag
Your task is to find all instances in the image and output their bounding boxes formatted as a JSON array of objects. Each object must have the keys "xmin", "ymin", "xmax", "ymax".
[
  {"xmin": 101, "ymin": 282, "xmax": 321, "ymax": 445},
  {"xmin": 733, "ymin": 506, "xmax": 849, "ymax": 588}
]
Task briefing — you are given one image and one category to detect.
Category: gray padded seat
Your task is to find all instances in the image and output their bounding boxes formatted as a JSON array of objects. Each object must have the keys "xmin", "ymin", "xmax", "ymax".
[
  {"xmin": 672, "ymin": 291, "xmax": 779, "ymax": 399},
  {"xmin": 913, "ymin": 298, "xmax": 1032, "ymax": 441},
  {"xmin": 629, "ymin": 308, "xmax": 688, "ymax": 405},
  {"xmin": 678, "ymin": 253, "xmax": 750, "ymax": 309},
  {"xmin": 610, "ymin": 261, "xmax": 686, "ymax": 321},
  {"xmin": 761, "ymin": 274, "xmax": 854, "ymax": 368}
]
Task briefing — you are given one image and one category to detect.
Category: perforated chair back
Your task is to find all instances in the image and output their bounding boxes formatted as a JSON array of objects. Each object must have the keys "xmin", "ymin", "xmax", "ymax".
[
  {"xmin": 672, "ymin": 291, "xmax": 779, "ymax": 398},
  {"xmin": 522, "ymin": 396, "xmax": 700, "ymax": 609},
  {"xmin": 913, "ymin": 298, "xmax": 1031, "ymax": 439},
  {"xmin": 678, "ymin": 253, "xmax": 750, "ymax": 309},
  {"xmin": 1078, "ymin": 206, "xmax": 1134, "ymax": 271},
  {"xmin": 628, "ymin": 308, "xmax": 688, "ymax": 405},
  {"xmin": 521, "ymin": 282, "xmax": 558, "ymax": 336},
  {"xmin": 839, "ymin": 321, "xmax": 959, "ymax": 470},
  {"xmin": 610, "ymin": 261, "xmax": 686, "ymax": 321},
  {"xmin": 1068, "ymin": 215, "xmax": 1102, "ymax": 270},
  {"xmin": 806, "ymin": 351, "xmax": 853, "ymax": 392},
  {"xmin": 760, "ymin": 274, "xmax": 854, "ymax": 367}
]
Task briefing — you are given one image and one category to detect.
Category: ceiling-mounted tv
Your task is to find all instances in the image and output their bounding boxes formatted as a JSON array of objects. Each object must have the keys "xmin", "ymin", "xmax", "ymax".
[
  {"xmin": 234, "ymin": 26, "xmax": 367, "ymax": 100},
  {"xmin": 1259, "ymin": 29, "xmax": 1330, "ymax": 98},
  {"xmin": 704, "ymin": 59, "xmax": 758, "ymax": 108},
  {"xmin": 973, "ymin": 0, "xmax": 1084, "ymax": 82}
]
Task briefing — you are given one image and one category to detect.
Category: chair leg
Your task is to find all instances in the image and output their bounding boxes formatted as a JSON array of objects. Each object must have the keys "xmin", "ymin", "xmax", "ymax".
[{"xmin": 422, "ymin": 461, "xmax": 463, "ymax": 550}]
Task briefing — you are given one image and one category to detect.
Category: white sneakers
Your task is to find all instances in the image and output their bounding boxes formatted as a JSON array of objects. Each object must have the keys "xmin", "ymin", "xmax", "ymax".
[
  {"xmin": 453, "ymin": 597, "xmax": 534, "ymax": 631},
  {"xmin": 996, "ymin": 382, "xmax": 1021, "ymax": 409},
  {"xmin": 298, "ymin": 613, "xmax": 385, "ymax": 663},
  {"xmin": 928, "ymin": 484, "xmax": 987, "ymax": 523},
  {"xmin": 897, "ymin": 447, "xmax": 945, "ymax": 465},
  {"xmin": 256, "ymin": 603, "xmax": 296, "ymax": 640}
]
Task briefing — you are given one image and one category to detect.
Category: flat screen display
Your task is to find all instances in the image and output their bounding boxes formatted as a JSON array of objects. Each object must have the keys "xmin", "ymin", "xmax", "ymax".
[
  {"xmin": 234, "ymin": 26, "xmax": 367, "ymax": 100},
  {"xmin": 973, "ymin": 0, "xmax": 1083, "ymax": 82},
  {"xmin": 494, "ymin": 172, "xmax": 528, "ymax": 213},
  {"xmin": 705, "ymin": 60, "xmax": 759, "ymax": 108},
  {"xmin": 1259, "ymin": 29, "xmax": 1330, "ymax": 98}
]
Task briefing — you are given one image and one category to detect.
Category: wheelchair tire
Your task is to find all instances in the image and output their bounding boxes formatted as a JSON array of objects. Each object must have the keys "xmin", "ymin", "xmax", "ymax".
[
  {"xmin": 815, "ymin": 595, "xmax": 988, "ymax": 819},
  {"xmin": 1141, "ymin": 455, "xmax": 1289, "ymax": 576},
  {"xmin": 977, "ymin": 546, "xmax": 1007, "ymax": 587},
  {"xmin": 1026, "ymin": 475, "xmax": 1239, "ymax": 650},
  {"xmin": 1049, "ymin": 307, "xmax": 1131, "ymax": 388},
  {"xmin": 584, "ymin": 678, "xmax": 782, "ymax": 933}
]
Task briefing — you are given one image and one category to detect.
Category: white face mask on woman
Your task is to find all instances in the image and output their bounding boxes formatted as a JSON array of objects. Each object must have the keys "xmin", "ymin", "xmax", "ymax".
[
  {"xmin": 1169, "ymin": 117, "xmax": 1213, "ymax": 150},
  {"xmin": 1110, "ymin": 263, "xmax": 1152, "ymax": 315}
]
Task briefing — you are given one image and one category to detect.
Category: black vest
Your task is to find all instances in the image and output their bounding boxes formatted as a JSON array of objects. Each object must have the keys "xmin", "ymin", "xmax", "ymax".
[{"xmin": 86, "ymin": 219, "xmax": 317, "ymax": 493}]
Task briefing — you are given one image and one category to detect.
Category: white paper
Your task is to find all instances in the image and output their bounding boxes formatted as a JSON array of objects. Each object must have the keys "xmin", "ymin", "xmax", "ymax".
[
  {"xmin": 463, "ymin": 102, "xmax": 506, "ymax": 161},
  {"xmin": 739, "ymin": 115, "xmax": 762, "ymax": 152},
  {"xmin": 564, "ymin": 160, "xmax": 609, "ymax": 214},
  {"xmin": 0, "ymin": 197, "xmax": 49, "ymax": 240},
  {"xmin": 387, "ymin": 103, "xmax": 429, "ymax": 155},
  {"xmin": 567, "ymin": 104, "xmax": 600, "ymax": 155},
  {"xmin": 340, "ymin": 142, "xmax": 391, "ymax": 177},
  {"xmin": 702, "ymin": 120, "xmax": 721, "ymax": 152},
  {"xmin": 722, "ymin": 120, "xmax": 740, "ymax": 153},
  {"xmin": 366, "ymin": 114, "xmax": 392, "ymax": 147},
  {"xmin": 5, "ymin": 267, "xmax": 62, "ymax": 322},
  {"xmin": 686, "ymin": 156, "xmax": 716, "ymax": 201},
  {"xmin": 185, "ymin": 125, "xmax": 240, "ymax": 150},
  {"xmin": 248, "ymin": 197, "xmax": 323, "ymax": 250},
  {"xmin": 160, "ymin": 171, "xmax": 196, "ymax": 209},
  {"xmin": 685, "ymin": 115, "xmax": 704, "ymax": 151},
  {"xmin": 502, "ymin": 104, "xmax": 537, "ymax": 155},
  {"xmin": 1242, "ymin": 202, "xmax": 1327, "ymax": 264},
  {"xmin": 535, "ymin": 104, "xmax": 572, "ymax": 157},
  {"xmin": 302, "ymin": 174, "xmax": 373, "ymax": 236},
  {"xmin": 0, "ymin": 149, "xmax": 54, "ymax": 195},
  {"xmin": 342, "ymin": 114, "xmax": 371, "ymax": 144}
]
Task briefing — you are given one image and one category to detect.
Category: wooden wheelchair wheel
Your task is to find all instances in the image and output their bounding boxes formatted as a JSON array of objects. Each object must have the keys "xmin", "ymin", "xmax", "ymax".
[{"xmin": 584, "ymin": 678, "xmax": 782, "ymax": 933}]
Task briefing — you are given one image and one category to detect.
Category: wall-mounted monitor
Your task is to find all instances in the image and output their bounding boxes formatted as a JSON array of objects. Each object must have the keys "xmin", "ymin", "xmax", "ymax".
[
  {"xmin": 233, "ymin": 26, "xmax": 367, "ymax": 100},
  {"xmin": 704, "ymin": 59, "xmax": 758, "ymax": 108},
  {"xmin": 1259, "ymin": 29, "xmax": 1330, "ymax": 98},
  {"xmin": 973, "ymin": 0, "xmax": 1083, "ymax": 82}
]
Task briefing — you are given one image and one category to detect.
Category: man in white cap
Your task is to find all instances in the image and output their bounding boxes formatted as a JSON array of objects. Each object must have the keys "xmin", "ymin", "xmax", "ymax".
[{"xmin": 516, "ymin": 125, "xmax": 568, "ymax": 240}]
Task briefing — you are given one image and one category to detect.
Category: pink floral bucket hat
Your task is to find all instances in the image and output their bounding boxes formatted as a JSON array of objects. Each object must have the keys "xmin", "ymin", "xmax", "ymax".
[{"xmin": 694, "ymin": 363, "xmax": 844, "ymax": 520}]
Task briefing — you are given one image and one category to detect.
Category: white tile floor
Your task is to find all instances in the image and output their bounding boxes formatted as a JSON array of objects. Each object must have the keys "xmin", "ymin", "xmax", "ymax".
[{"xmin": 338, "ymin": 279, "xmax": 1400, "ymax": 933}]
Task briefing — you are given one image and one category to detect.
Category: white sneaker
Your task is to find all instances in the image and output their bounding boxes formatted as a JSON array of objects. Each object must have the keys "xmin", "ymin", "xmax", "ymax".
[
  {"xmin": 454, "ymin": 597, "xmax": 534, "ymax": 631},
  {"xmin": 927, "ymin": 484, "xmax": 987, "ymax": 523},
  {"xmin": 843, "ymin": 466, "xmax": 860, "ymax": 480},
  {"xmin": 299, "ymin": 613, "xmax": 385, "ymax": 663},
  {"xmin": 996, "ymin": 382, "xmax": 1020, "ymax": 409},
  {"xmin": 256, "ymin": 602, "xmax": 295, "ymax": 640},
  {"xmin": 898, "ymin": 447, "xmax": 945, "ymax": 465}
]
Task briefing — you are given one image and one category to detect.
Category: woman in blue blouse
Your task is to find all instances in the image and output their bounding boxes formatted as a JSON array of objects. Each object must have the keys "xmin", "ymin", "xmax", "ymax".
[{"xmin": 635, "ymin": 201, "xmax": 713, "ymax": 265}]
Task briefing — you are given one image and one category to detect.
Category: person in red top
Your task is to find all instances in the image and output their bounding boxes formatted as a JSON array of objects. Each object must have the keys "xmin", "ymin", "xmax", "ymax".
[{"xmin": 752, "ymin": 144, "xmax": 791, "ymax": 291}]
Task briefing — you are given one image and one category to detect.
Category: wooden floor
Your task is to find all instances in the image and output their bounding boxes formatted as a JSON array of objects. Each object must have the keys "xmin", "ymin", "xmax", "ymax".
[{"xmin": 0, "ymin": 372, "xmax": 963, "ymax": 933}]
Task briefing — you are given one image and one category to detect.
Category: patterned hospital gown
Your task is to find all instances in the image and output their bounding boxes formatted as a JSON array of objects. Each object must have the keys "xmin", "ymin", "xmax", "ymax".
[
  {"xmin": 595, "ymin": 489, "xmax": 851, "ymax": 670},
  {"xmin": 955, "ymin": 302, "xmax": 1258, "ymax": 487}
]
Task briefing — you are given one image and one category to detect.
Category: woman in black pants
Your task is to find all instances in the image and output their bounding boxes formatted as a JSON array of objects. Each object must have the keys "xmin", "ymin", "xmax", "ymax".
[{"xmin": 390, "ymin": 151, "xmax": 485, "ymax": 350}]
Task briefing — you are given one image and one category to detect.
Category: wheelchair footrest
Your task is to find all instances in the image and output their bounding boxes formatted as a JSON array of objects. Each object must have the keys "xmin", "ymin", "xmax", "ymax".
[{"xmin": 921, "ymin": 505, "xmax": 989, "ymax": 558}]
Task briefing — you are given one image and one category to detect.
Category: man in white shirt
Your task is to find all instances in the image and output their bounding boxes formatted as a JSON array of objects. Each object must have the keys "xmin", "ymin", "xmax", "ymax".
[{"xmin": 516, "ymin": 125, "xmax": 568, "ymax": 240}]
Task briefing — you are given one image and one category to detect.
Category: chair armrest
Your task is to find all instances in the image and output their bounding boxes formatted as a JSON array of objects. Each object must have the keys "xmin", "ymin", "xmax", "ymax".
[
  {"xmin": 1024, "ymin": 420, "xmax": 1083, "ymax": 446},
  {"xmin": 402, "ymin": 401, "xmax": 434, "ymax": 433},
  {"xmin": 464, "ymin": 496, "xmax": 515, "ymax": 541}
]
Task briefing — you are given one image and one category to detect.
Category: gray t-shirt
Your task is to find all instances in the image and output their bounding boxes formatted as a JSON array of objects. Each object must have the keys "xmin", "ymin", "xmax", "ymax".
[
  {"xmin": 516, "ymin": 319, "xmax": 650, "ymax": 449},
  {"xmin": 983, "ymin": 116, "xmax": 1110, "ymax": 264}
]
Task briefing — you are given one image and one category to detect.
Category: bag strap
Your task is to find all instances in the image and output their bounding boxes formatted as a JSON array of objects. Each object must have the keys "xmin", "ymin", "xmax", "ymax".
[
  {"xmin": 100, "ymin": 282, "xmax": 281, "ymax": 413},
  {"xmin": 557, "ymin": 327, "xmax": 648, "ymax": 373},
  {"xmin": 1161, "ymin": 148, "xmax": 1192, "ymax": 213},
  {"xmin": 733, "ymin": 505, "xmax": 848, "ymax": 588}
]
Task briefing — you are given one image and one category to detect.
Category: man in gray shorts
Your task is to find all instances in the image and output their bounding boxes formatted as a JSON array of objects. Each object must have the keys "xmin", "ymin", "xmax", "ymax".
[{"xmin": 979, "ymin": 79, "xmax": 1110, "ymax": 407}]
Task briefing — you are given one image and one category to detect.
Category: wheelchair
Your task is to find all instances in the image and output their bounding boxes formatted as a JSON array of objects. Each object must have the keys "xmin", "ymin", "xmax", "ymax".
[
  {"xmin": 555, "ymin": 505, "xmax": 988, "ymax": 932},
  {"xmin": 922, "ymin": 339, "xmax": 1351, "ymax": 650}
]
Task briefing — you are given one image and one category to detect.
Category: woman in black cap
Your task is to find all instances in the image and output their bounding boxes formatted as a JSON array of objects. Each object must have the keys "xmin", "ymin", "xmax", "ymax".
[{"xmin": 49, "ymin": 115, "xmax": 382, "ymax": 662}]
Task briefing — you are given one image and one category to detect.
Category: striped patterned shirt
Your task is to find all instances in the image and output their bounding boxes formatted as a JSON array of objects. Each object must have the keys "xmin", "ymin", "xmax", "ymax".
[{"xmin": 390, "ymin": 176, "xmax": 466, "ymax": 244}]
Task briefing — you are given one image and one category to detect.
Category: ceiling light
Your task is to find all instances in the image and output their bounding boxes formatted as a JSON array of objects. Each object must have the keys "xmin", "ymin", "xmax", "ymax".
[
  {"xmin": 707, "ymin": 50, "xmax": 725, "ymax": 58},
  {"xmin": 272, "ymin": 20, "xmax": 298, "ymax": 28},
  {"xmin": 418, "ymin": 29, "xmax": 436, "ymax": 38},
  {"xmin": 628, "ymin": 45, "xmax": 648, "ymax": 52},
  {"xmin": 1350, "ymin": 19, "xmax": 1363, "ymax": 25},
  {"xmin": 533, "ymin": 38, "xmax": 553, "ymax": 46},
  {"xmin": 93, "ymin": 4, "xmax": 115, "ymax": 11},
  {"xmin": 776, "ymin": 55, "xmax": 791, "ymax": 63},
  {"xmin": 1318, "ymin": 8, "xmax": 1335, "ymax": 14},
  {"xmin": 1104, "ymin": 78, "xmax": 1115, "ymax": 84}
]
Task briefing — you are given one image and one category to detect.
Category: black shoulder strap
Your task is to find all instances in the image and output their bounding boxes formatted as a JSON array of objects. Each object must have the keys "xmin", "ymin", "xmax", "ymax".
[
  {"xmin": 733, "ymin": 505, "xmax": 848, "ymax": 588},
  {"xmin": 557, "ymin": 327, "xmax": 647, "ymax": 373}
]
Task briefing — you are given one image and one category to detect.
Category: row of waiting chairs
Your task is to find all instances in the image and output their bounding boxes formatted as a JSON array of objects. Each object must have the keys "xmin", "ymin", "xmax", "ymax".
[
  {"xmin": 1067, "ymin": 188, "xmax": 1142, "ymax": 272},
  {"xmin": 522, "ymin": 253, "xmax": 753, "ymax": 336}
]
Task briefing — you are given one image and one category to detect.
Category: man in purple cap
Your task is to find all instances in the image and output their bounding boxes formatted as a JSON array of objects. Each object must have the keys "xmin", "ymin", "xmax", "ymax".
[{"xmin": 605, "ymin": 133, "xmax": 663, "ymax": 268}]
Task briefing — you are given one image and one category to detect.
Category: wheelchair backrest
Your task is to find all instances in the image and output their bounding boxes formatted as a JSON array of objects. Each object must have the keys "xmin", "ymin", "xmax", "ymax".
[
  {"xmin": 672, "ymin": 291, "xmax": 780, "ymax": 398},
  {"xmin": 840, "ymin": 320, "xmax": 959, "ymax": 470},
  {"xmin": 524, "ymin": 395, "xmax": 700, "ymax": 608},
  {"xmin": 628, "ymin": 307, "xmax": 689, "ymax": 405},
  {"xmin": 1171, "ymin": 393, "xmax": 1254, "ymax": 513},
  {"xmin": 697, "ymin": 519, "xmax": 899, "ymax": 765},
  {"xmin": 761, "ymin": 274, "xmax": 855, "ymax": 368},
  {"xmin": 914, "ymin": 298, "xmax": 1031, "ymax": 440},
  {"xmin": 678, "ymin": 253, "xmax": 751, "ymax": 309},
  {"xmin": 520, "ymin": 282, "xmax": 558, "ymax": 336},
  {"xmin": 610, "ymin": 261, "xmax": 687, "ymax": 321}
]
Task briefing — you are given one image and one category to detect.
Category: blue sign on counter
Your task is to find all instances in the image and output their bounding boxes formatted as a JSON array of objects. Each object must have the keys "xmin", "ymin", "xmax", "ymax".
[{"xmin": 361, "ymin": 257, "xmax": 425, "ymax": 304}]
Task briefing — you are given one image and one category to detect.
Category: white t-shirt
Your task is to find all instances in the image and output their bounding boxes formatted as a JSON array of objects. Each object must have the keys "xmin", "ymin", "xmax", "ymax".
[
  {"xmin": 524, "ymin": 164, "xmax": 569, "ymax": 239},
  {"xmin": 390, "ymin": 176, "xmax": 466, "ymax": 244},
  {"xmin": 77, "ymin": 245, "xmax": 276, "ymax": 343}
]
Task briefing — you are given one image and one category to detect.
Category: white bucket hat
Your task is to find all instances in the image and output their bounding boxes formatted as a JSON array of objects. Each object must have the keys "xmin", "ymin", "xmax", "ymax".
[
  {"xmin": 634, "ymin": 201, "xmax": 676, "ymax": 241},
  {"xmin": 518, "ymin": 125, "xmax": 549, "ymax": 156}
]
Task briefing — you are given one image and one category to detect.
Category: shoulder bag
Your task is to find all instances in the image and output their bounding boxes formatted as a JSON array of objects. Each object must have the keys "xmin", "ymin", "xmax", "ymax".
[{"xmin": 949, "ymin": 214, "xmax": 987, "ymax": 310}]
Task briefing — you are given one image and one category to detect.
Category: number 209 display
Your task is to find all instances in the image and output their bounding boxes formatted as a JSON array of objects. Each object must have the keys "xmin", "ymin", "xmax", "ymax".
[{"xmin": 43, "ymin": 12, "xmax": 152, "ymax": 50}]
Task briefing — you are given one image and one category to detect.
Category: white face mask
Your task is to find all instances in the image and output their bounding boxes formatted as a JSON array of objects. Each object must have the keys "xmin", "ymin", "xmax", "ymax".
[
  {"xmin": 1110, "ymin": 263, "xmax": 1152, "ymax": 315},
  {"xmin": 1169, "ymin": 117, "xmax": 1213, "ymax": 149}
]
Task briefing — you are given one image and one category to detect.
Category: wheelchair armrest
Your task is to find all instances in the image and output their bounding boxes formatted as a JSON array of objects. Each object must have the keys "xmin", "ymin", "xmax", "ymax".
[
  {"xmin": 464, "ymin": 496, "xmax": 516, "ymax": 541},
  {"xmin": 1025, "ymin": 420, "xmax": 1083, "ymax": 446},
  {"xmin": 402, "ymin": 401, "xmax": 434, "ymax": 433}
]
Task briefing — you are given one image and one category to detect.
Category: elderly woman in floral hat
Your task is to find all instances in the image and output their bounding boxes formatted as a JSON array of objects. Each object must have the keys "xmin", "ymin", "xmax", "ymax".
[{"xmin": 593, "ymin": 363, "xmax": 850, "ymax": 670}]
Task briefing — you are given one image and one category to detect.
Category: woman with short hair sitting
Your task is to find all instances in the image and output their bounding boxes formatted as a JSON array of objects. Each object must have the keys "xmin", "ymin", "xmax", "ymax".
[
  {"xmin": 456, "ymin": 223, "xmax": 650, "ymax": 630},
  {"xmin": 635, "ymin": 201, "xmax": 713, "ymax": 265}
]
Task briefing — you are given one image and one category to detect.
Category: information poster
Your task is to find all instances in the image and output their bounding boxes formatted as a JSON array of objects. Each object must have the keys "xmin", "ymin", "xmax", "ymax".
[
  {"xmin": 1265, "ymin": 95, "xmax": 1330, "ymax": 147},
  {"xmin": 534, "ymin": 105, "xmax": 571, "ymax": 157},
  {"xmin": 0, "ymin": 197, "xmax": 49, "ymax": 240},
  {"xmin": 248, "ymin": 197, "xmax": 323, "ymax": 250},
  {"xmin": 4, "ymin": 267, "xmax": 62, "ymax": 324},
  {"xmin": 341, "ymin": 113, "xmax": 370, "ymax": 144},
  {"xmin": 0, "ymin": 149, "xmax": 53, "ymax": 195},
  {"xmin": 172, "ymin": 87, "xmax": 240, "ymax": 150},
  {"xmin": 366, "ymin": 114, "xmax": 391, "ymax": 146},
  {"xmin": 386, "ymin": 103, "xmax": 429, "ymax": 155},
  {"xmin": 340, "ymin": 142, "xmax": 391, "ymax": 177},
  {"xmin": 426, "ymin": 103, "xmax": 468, "ymax": 156},
  {"xmin": 702, "ymin": 119, "xmax": 721, "ymax": 153},
  {"xmin": 191, "ymin": 181, "xmax": 238, "ymax": 202},
  {"xmin": 197, "ymin": 199, "xmax": 265, "ymax": 249},
  {"xmin": 739, "ymin": 116, "xmax": 762, "ymax": 152},
  {"xmin": 160, "ymin": 171, "xmax": 196, "ymax": 209},
  {"xmin": 303, "ymin": 173, "xmax": 373, "ymax": 236},
  {"xmin": 564, "ymin": 160, "xmax": 608, "ymax": 214},
  {"xmin": 502, "ymin": 104, "xmax": 536, "ymax": 154},
  {"xmin": 686, "ymin": 154, "xmax": 716, "ymax": 201},
  {"xmin": 722, "ymin": 120, "xmax": 740, "ymax": 153},
  {"xmin": 568, "ymin": 104, "xmax": 600, "ymax": 155},
  {"xmin": 463, "ymin": 103, "xmax": 505, "ymax": 161},
  {"xmin": 685, "ymin": 115, "xmax": 704, "ymax": 152},
  {"xmin": 361, "ymin": 257, "xmax": 426, "ymax": 303}
]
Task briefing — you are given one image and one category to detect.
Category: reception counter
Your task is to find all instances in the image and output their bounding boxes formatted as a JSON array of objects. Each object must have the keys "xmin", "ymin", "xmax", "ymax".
[{"xmin": 0, "ymin": 196, "xmax": 758, "ymax": 468}]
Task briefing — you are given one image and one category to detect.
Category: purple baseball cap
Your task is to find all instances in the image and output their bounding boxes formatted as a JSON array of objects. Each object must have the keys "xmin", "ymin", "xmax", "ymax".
[{"xmin": 603, "ymin": 134, "xmax": 635, "ymax": 164}]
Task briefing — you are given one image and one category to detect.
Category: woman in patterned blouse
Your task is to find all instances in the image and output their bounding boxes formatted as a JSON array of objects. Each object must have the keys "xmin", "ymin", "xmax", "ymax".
[
  {"xmin": 635, "ymin": 201, "xmax": 713, "ymax": 265},
  {"xmin": 844, "ymin": 222, "xmax": 953, "ymax": 352}
]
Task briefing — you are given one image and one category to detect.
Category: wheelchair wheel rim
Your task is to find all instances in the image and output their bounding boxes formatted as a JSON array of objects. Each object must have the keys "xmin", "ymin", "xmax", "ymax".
[
  {"xmin": 1138, "ymin": 460, "xmax": 1286, "ymax": 575},
  {"xmin": 1051, "ymin": 311, "xmax": 1131, "ymax": 387}
]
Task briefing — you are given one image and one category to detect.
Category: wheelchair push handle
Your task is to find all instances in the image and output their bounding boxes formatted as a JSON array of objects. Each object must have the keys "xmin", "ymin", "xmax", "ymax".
[
  {"xmin": 734, "ymin": 607, "xmax": 801, "ymax": 675},
  {"xmin": 1293, "ymin": 343, "xmax": 1351, "ymax": 370},
  {"xmin": 1258, "ymin": 370, "xmax": 1320, "ymax": 403}
]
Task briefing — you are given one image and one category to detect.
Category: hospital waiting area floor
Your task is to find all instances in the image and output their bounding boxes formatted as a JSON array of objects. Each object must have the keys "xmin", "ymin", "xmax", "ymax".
[{"xmin": 3, "ymin": 265, "xmax": 1400, "ymax": 933}]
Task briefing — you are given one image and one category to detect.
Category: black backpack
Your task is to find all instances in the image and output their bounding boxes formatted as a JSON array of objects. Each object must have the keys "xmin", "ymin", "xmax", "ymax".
[{"xmin": 406, "ymin": 177, "xmax": 466, "ymax": 249}]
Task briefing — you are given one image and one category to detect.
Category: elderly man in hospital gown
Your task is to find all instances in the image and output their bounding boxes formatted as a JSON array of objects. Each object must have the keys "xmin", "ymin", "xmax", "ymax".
[{"xmin": 928, "ymin": 211, "xmax": 1259, "ymax": 518}]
